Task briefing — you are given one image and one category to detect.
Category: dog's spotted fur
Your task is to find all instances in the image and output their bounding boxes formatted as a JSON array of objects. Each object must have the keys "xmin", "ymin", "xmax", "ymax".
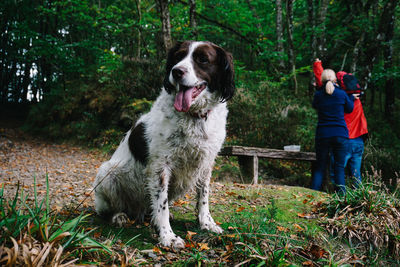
[{"xmin": 93, "ymin": 41, "xmax": 235, "ymax": 248}]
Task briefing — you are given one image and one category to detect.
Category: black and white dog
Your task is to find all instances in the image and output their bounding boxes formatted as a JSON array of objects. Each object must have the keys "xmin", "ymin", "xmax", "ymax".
[{"xmin": 93, "ymin": 41, "xmax": 235, "ymax": 248}]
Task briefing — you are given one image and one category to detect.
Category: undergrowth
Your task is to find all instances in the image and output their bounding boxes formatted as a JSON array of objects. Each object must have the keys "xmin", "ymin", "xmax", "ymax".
[
  {"xmin": 320, "ymin": 168, "xmax": 400, "ymax": 265},
  {"xmin": 0, "ymin": 176, "xmax": 143, "ymax": 266},
  {"xmin": 2, "ymin": 170, "xmax": 400, "ymax": 266}
]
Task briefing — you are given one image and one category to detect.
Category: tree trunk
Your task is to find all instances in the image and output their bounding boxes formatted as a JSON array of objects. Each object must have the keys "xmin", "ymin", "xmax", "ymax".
[
  {"xmin": 189, "ymin": 0, "xmax": 197, "ymax": 38},
  {"xmin": 307, "ymin": 0, "xmax": 317, "ymax": 95},
  {"xmin": 383, "ymin": 0, "xmax": 398, "ymax": 119},
  {"xmin": 21, "ymin": 62, "xmax": 32, "ymax": 103},
  {"xmin": 286, "ymin": 0, "xmax": 297, "ymax": 94},
  {"xmin": 364, "ymin": 0, "xmax": 397, "ymax": 109},
  {"xmin": 275, "ymin": 0, "xmax": 285, "ymax": 69},
  {"xmin": 156, "ymin": 0, "xmax": 172, "ymax": 53},
  {"xmin": 39, "ymin": 12, "xmax": 51, "ymax": 99},
  {"xmin": 364, "ymin": 0, "xmax": 379, "ymax": 109},
  {"xmin": 1, "ymin": 10, "xmax": 11, "ymax": 103},
  {"xmin": 350, "ymin": 33, "xmax": 364, "ymax": 73},
  {"xmin": 316, "ymin": 0, "xmax": 329, "ymax": 58},
  {"xmin": 135, "ymin": 0, "xmax": 142, "ymax": 58}
]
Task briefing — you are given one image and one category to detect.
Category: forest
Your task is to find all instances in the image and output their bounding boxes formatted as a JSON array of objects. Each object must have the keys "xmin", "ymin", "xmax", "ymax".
[
  {"xmin": 1, "ymin": 0, "xmax": 400, "ymax": 265},
  {"xmin": 2, "ymin": 0, "xmax": 400, "ymax": 180}
]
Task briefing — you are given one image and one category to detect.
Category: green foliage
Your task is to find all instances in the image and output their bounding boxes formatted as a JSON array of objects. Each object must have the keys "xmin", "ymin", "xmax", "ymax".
[
  {"xmin": 97, "ymin": 50, "xmax": 122, "ymax": 84},
  {"xmin": 24, "ymin": 57, "xmax": 161, "ymax": 146},
  {"xmin": 214, "ymin": 187, "xmax": 324, "ymax": 266},
  {"xmin": 1, "ymin": 0, "xmax": 399, "ymax": 180},
  {"xmin": 362, "ymin": 108, "xmax": 400, "ymax": 183},
  {"xmin": 228, "ymin": 69, "xmax": 316, "ymax": 151}
]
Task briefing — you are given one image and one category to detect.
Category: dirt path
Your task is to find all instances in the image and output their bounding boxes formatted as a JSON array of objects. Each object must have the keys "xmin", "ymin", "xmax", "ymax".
[{"xmin": 0, "ymin": 128, "xmax": 107, "ymax": 210}]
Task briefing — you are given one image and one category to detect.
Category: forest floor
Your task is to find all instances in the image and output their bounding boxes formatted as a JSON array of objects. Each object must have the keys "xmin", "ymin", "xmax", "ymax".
[
  {"xmin": 1, "ymin": 126, "xmax": 397, "ymax": 265},
  {"xmin": 0, "ymin": 127, "xmax": 328, "ymax": 265},
  {"xmin": 0, "ymin": 128, "xmax": 107, "ymax": 211}
]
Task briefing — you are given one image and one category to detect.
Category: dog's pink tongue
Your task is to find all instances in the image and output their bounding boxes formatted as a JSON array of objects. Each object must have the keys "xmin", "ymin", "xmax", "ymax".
[{"xmin": 174, "ymin": 87, "xmax": 194, "ymax": 112}]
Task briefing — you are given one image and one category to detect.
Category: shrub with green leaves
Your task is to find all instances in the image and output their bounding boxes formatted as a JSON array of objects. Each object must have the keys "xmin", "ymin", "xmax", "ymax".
[{"xmin": 228, "ymin": 70, "xmax": 316, "ymax": 151}]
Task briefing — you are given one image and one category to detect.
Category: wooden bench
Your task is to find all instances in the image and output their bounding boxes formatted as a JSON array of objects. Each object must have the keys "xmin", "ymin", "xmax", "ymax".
[{"xmin": 219, "ymin": 146, "xmax": 316, "ymax": 184}]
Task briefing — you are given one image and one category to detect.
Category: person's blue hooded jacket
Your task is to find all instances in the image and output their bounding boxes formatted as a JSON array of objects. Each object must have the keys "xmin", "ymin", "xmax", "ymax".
[{"xmin": 312, "ymin": 84, "xmax": 354, "ymax": 139}]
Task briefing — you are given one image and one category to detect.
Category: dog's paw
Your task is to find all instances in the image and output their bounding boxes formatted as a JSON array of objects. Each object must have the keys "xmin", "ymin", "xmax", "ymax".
[
  {"xmin": 112, "ymin": 212, "xmax": 129, "ymax": 227},
  {"xmin": 159, "ymin": 233, "xmax": 185, "ymax": 249},
  {"xmin": 201, "ymin": 222, "xmax": 223, "ymax": 234},
  {"xmin": 199, "ymin": 214, "xmax": 223, "ymax": 234}
]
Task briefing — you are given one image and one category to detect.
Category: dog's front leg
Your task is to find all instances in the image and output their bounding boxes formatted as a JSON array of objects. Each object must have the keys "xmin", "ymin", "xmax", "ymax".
[
  {"xmin": 149, "ymin": 169, "xmax": 185, "ymax": 249},
  {"xmin": 197, "ymin": 172, "xmax": 223, "ymax": 234}
]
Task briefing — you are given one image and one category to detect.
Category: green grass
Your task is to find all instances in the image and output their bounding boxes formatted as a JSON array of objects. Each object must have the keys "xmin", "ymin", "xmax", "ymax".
[
  {"xmin": 163, "ymin": 183, "xmax": 332, "ymax": 266},
  {"xmin": 1, "ymin": 173, "xmax": 400, "ymax": 266}
]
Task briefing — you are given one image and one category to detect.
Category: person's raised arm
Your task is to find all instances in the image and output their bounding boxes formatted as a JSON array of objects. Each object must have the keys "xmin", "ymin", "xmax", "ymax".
[{"xmin": 313, "ymin": 58, "xmax": 323, "ymax": 88}]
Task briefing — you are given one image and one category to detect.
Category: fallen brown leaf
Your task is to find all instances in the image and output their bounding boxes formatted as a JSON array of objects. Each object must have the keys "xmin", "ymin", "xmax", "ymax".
[
  {"xmin": 277, "ymin": 226, "xmax": 288, "ymax": 232},
  {"xmin": 293, "ymin": 224, "xmax": 304, "ymax": 231},
  {"xmin": 198, "ymin": 243, "xmax": 210, "ymax": 251},
  {"xmin": 236, "ymin": 207, "xmax": 245, "ymax": 212},
  {"xmin": 153, "ymin": 246, "xmax": 162, "ymax": 255},
  {"xmin": 186, "ymin": 231, "xmax": 197, "ymax": 241}
]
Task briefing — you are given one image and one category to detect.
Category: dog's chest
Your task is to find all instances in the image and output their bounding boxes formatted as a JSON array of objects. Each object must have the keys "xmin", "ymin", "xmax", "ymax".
[
  {"xmin": 167, "ymin": 122, "xmax": 219, "ymax": 164},
  {"xmin": 163, "ymin": 120, "xmax": 222, "ymax": 193},
  {"xmin": 143, "ymin": 96, "xmax": 227, "ymax": 197}
]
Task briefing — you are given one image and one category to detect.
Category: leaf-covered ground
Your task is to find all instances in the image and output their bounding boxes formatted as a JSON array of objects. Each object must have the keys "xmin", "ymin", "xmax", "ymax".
[
  {"xmin": 0, "ymin": 128, "xmax": 107, "ymax": 211},
  {"xmin": 6, "ymin": 127, "xmax": 398, "ymax": 265},
  {"xmin": 1, "ymin": 128, "xmax": 333, "ymax": 265}
]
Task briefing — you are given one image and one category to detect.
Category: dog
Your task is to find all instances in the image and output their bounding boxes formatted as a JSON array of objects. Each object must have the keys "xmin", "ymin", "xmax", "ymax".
[{"xmin": 93, "ymin": 41, "xmax": 235, "ymax": 249}]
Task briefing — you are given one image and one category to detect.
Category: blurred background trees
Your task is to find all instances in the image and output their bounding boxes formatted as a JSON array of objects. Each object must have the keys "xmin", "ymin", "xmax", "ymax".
[{"xmin": 1, "ymin": 0, "xmax": 399, "ymax": 183}]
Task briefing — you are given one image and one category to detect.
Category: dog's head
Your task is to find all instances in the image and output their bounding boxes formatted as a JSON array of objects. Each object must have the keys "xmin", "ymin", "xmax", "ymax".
[{"xmin": 163, "ymin": 41, "xmax": 235, "ymax": 113}]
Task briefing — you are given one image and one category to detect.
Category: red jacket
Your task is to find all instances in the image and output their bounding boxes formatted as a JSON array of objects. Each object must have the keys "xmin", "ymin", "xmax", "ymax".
[
  {"xmin": 313, "ymin": 61, "xmax": 368, "ymax": 139},
  {"xmin": 313, "ymin": 61, "xmax": 323, "ymax": 87}
]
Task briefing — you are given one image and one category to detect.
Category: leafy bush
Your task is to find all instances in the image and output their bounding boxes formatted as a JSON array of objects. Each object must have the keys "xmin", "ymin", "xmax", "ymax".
[
  {"xmin": 228, "ymin": 70, "xmax": 316, "ymax": 151},
  {"xmin": 24, "ymin": 56, "xmax": 162, "ymax": 146}
]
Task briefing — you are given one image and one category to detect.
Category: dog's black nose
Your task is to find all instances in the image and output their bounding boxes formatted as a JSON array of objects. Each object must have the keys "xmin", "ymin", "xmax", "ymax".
[{"xmin": 172, "ymin": 67, "xmax": 187, "ymax": 81}]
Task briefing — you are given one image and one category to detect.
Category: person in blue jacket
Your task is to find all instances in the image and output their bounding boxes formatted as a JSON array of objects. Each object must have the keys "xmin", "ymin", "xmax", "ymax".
[{"xmin": 312, "ymin": 69, "xmax": 356, "ymax": 193}]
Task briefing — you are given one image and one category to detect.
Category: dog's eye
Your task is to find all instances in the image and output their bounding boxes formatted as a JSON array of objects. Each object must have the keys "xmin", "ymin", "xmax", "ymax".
[{"xmin": 196, "ymin": 55, "xmax": 209, "ymax": 64}]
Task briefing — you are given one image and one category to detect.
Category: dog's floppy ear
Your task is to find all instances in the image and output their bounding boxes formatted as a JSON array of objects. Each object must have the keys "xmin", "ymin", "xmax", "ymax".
[
  {"xmin": 163, "ymin": 41, "xmax": 183, "ymax": 94},
  {"xmin": 215, "ymin": 45, "xmax": 235, "ymax": 102}
]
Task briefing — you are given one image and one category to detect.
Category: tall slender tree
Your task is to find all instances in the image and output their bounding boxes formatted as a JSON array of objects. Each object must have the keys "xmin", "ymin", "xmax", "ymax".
[
  {"xmin": 383, "ymin": 0, "xmax": 398, "ymax": 119},
  {"xmin": 362, "ymin": 0, "xmax": 397, "ymax": 109},
  {"xmin": 135, "ymin": 0, "xmax": 142, "ymax": 58},
  {"xmin": 156, "ymin": 0, "xmax": 172, "ymax": 53},
  {"xmin": 286, "ymin": 0, "xmax": 297, "ymax": 94},
  {"xmin": 275, "ymin": 0, "xmax": 285, "ymax": 69},
  {"xmin": 316, "ymin": 0, "xmax": 329, "ymax": 58},
  {"xmin": 350, "ymin": 33, "xmax": 364, "ymax": 73},
  {"xmin": 307, "ymin": 0, "xmax": 317, "ymax": 95},
  {"xmin": 246, "ymin": 0, "xmax": 264, "ymax": 35},
  {"xmin": 189, "ymin": 0, "xmax": 197, "ymax": 38}
]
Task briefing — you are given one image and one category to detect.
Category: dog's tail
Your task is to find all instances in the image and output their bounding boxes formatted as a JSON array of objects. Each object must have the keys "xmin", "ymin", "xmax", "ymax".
[{"xmin": 110, "ymin": 130, "xmax": 133, "ymax": 165}]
